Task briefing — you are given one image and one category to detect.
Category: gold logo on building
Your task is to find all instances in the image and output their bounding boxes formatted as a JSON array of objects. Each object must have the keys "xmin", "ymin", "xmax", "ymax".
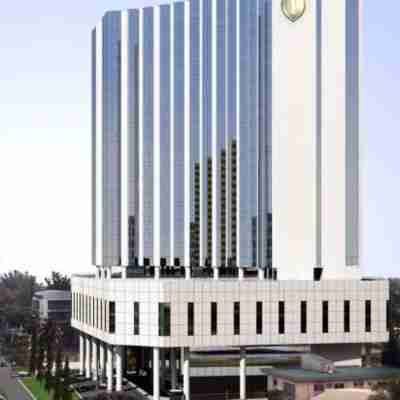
[{"xmin": 281, "ymin": 0, "xmax": 306, "ymax": 22}]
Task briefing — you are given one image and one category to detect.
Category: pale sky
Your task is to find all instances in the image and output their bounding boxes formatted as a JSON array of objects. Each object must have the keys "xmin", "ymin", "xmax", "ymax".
[{"xmin": 0, "ymin": 1, "xmax": 399, "ymax": 282}]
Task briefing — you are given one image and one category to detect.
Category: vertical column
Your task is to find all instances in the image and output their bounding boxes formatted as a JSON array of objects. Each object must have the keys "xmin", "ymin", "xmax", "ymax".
[
  {"xmin": 85, "ymin": 336, "xmax": 92, "ymax": 379},
  {"xmin": 99, "ymin": 341, "xmax": 105, "ymax": 382},
  {"xmin": 238, "ymin": 267, "xmax": 244, "ymax": 281},
  {"xmin": 94, "ymin": 22, "xmax": 103, "ymax": 267},
  {"xmin": 183, "ymin": 347, "xmax": 190, "ymax": 400},
  {"xmin": 160, "ymin": 348, "xmax": 165, "ymax": 390},
  {"xmin": 154, "ymin": 5, "xmax": 161, "ymax": 271},
  {"xmin": 183, "ymin": 0, "xmax": 191, "ymax": 270},
  {"xmin": 107, "ymin": 345, "xmax": 113, "ymax": 392},
  {"xmin": 79, "ymin": 334, "xmax": 85, "ymax": 375},
  {"xmin": 153, "ymin": 347, "xmax": 160, "ymax": 400},
  {"xmin": 240, "ymin": 347, "xmax": 246, "ymax": 400},
  {"xmin": 116, "ymin": 346, "xmax": 123, "ymax": 391},
  {"xmin": 211, "ymin": 0, "xmax": 220, "ymax": 275},
  {"xmin": 92, "ymin": 339, "xmax": 98, "ymax": 381},
  {"xmin": 171, "ymin": 348, "xmax": 177, "ymax": 389}
]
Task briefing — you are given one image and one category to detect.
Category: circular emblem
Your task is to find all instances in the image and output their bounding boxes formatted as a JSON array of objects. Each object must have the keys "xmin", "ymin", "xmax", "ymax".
[{"xmin": 281, "ymin": 0, "xmax": 306, "ymax": 23}]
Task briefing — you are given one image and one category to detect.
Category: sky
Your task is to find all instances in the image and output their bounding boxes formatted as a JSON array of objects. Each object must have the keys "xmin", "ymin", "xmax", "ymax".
[{"xmin": 0, "ymin": 1, "xmax": 399, "ymax": 282}]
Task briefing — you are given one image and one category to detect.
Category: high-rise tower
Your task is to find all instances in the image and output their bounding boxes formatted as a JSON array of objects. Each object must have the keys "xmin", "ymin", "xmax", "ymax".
[{"xmin": 73, "ymin": 1, "xmax": 388, "ymax": 398}]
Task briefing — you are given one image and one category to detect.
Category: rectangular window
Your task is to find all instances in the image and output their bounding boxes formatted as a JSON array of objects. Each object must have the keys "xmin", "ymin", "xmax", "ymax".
[
  {"xmin": 90, "ymin": 297, "xmax": 93, "ymax": 326},
  {"xmin": 109, "ymin": 301, "xmax": 115, "ymax": 334},
  {"xmin": 234, "ymin": 302, "xmax": 240, "ymax": 335},
  {"xmin": 256, "ymin": 302, "xmax": 263, "ymax": 335},
  {"xmin": 100, "ymin": 300, "xmax": 103, "ymax": 331},
  {"xmin": 211, "ymin": 302, "xmax": 218, "ymax": 335},
  {"xmin": 134, "ymin": 302, "xmax": 140, "ymax": 335},
  {"xmin": 159, "ymin": 303, "xmax": 171, "ymax": 336},
  {"xmin": 301, "ymin": 301, "xmax": 307, "ymax": 334},
  {"xmin": 322, "ymin": 301, "xmax": 329, "ymax": 333},
  {"xmin": 96, "ymin": 298, "xmax": 99, "ymax": 329},
  {"xmin": 344, "ymin": 300, "xmax": 350, "ymax": 333},
  {"xmin": 188, "ymin": 302, "xmax": 194, "ymax": 336},
  {"xmin": 387, "ymin": 300, "xmax": 391, "ymax": 332},
  {"xmin": 279, "ymin": 301, "xmax": 285, "ymax": 334},
  {"xmin": 365, "ymin": 300, "xmax": 371, "ymax": 333}
]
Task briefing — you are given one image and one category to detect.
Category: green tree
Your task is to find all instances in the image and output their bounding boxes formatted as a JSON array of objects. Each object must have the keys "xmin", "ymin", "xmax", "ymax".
[
  {"xmin": 36, "ymin": 324, "xmax": 46, "ymax": 383},
  {"xmin": 29, "ymin": 320, "xmax": 38, "ymax": 375},
  {"xmin": 44, "ymin": 319, "xmax": 56, "ymax": 391},
  {"xmin": 62, "ymin": 356, "xmax": 72, "ymax": 400},
  {"xmin": 53, "ymin": 347, "xmax": 64, "ymax": 400},
  {"xmin": 44, "ymin": 271, "xmax": 71, "ymax": 291},
  {"xmin": 0, "ymin": 270, "xmax": 40, "ymax": 328}
]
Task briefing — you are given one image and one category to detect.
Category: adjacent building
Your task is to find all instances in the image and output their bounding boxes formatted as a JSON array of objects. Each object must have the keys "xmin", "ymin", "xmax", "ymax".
[
  {"xmin": 72, "ymin": 1, "xmax": 389, "ymax": 399},
  {"xmin": 32, "ymin": 290, "xmax": 71, "ymax": 323}
]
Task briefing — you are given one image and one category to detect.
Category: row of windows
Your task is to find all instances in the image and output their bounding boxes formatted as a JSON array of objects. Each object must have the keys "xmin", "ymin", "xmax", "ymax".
[
  {"xmin": 72, "ymin": 293, "xmax": 114, "ymax": 334},
  {"xmin": 73, "ymin": 294, "xmax": 389, "ymax": 336}
]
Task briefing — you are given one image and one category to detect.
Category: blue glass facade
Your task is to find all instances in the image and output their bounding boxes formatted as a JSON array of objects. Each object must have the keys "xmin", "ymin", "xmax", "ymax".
[{"xmin": 92, "ymin": 0, "xmax": 359, "ymax": 275}]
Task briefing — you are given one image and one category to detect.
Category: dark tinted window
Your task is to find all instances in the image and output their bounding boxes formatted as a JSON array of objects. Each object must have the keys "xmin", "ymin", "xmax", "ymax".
[
  {"xmin": 109, "ymin": 301, "xmax": 115, "ymax": 333},
  {"xmin": 188, "ymin": 303, "xmax": 194, "ymax": 336},
  {"xmin": 322, "ymin": 301, "xmax": 329, "ymax": 333},
  {"xmin": 256, "ymin": 302, "xmax": 262, "ymax": 335},
  {"xmin": 365, "ymin": 300, "xmax": 371, "ymax": 333},
  {"xmin": 211, "ymin": 302, "xmax": 217, "ymax": 335},
  {"xmin": 279, "ymin": 302, "xmax": 285, "ymax": 334},
  {"xmin": 344, "ymin": 300, "xmax": 350, "ymax": 333},
  {"xmin": 159, "ymin": 303, "xmax": 171, "ymax": 336},
  {"xmin": 234, "ymin": 302, "xmax": 240, "ymax": 335},
  {"xmin": 301, "ymin": 301, "xmax": 307, "ymax": 334},
  {"xmin": 134, "ymin": 302, "xmax": 140, "ymax": 335}
]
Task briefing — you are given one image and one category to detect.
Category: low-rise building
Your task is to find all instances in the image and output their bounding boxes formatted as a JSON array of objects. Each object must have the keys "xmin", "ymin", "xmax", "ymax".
[{"xmin": 32, "ymin": 290, "xmax": 71, "ymax": 323}]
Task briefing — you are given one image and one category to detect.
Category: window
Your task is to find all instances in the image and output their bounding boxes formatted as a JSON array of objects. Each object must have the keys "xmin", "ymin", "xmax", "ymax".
[
  {"xmin": 96, "ymin": 298, "xmax": 99, "ymax": 329},
  {"xmin": 334, "ymin": 384, "xmax": 344, "ymax": 389},
  {"xmin": 159, "ymin": 303, "xmax": 171, "ymax": 336},
  {"xmin": 188, "ymin": 303, "xmax": 194, "ymax": 336},
  {"xmin": 279, "ymin": 301, "xmax": 285, "ymax": 334},
  {"xmin": 48, "ymin": 300, "xmax": 71, "ymax": 310},
  {"xmin": 100, "ymin": 299, "xmax": 103, "ymax": 330},
  {"xmin": 314, "ymin": 384, "xmax": 325, "ymax": 394},
  {"xmin": 387, "ymin": 300, "xmax": 391, "ymax": 332},
  {"xmin": 109, "ymin": 301, "xmax": 115, "ymax": 334},
  {"xmin": 89, "ymin": 297, "xmax": 92, "ymax": 326},
  {"xmin": 234, "ymin": 302, "xmax": 240, "ymax": 335},
  {"xmin": 211, "ymin": 302, "xmax": 217, "ymax": 335},
  {"xmin": 322, "ymin": 301, "xmax": 329, "ymax": 333},
  {"xmin": 344, "ymin": 300, "xmax": 350, "ymax": 333},
  {"xmin": 301, "ymin": 301, "xmax": 307, "ymax": 334},
  {"xmin": 365, "ymin": 300, "xmax": 371, "ymax": 333},
  {"xmin": 256, "ymin": 302, "xmax": 263, "ymax": 335},
  {"xmin": 134, "ymin": 302, "xmax": 140, "ymax": 335}
]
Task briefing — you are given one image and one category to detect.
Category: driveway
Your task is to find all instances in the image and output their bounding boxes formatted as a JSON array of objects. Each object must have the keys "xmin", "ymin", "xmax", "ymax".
[{"xmin": 0, "ymin": 366, "xmax": 32, "ymax": 400}]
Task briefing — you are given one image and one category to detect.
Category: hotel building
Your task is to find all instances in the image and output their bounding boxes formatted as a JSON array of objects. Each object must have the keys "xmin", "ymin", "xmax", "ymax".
[{"xmin": 71, "ymin": 0, "xmax": 389, "ymax": 399}]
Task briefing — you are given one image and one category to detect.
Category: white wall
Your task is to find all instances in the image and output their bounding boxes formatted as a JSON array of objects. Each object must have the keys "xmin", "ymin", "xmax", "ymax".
[
  {"xmin": 71, "ymin": 277, "xmax": 388, "ymax": 349},
  {"xmin": 272, "ymin": 0, "xmax": 317, "ymax": 280}
]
